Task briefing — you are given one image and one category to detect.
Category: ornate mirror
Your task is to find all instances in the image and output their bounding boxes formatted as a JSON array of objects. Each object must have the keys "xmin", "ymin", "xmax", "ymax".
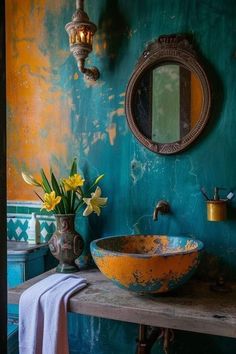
[{"xmin": 125, "ymin": 35, "xmax": 211, "ymax": 154}]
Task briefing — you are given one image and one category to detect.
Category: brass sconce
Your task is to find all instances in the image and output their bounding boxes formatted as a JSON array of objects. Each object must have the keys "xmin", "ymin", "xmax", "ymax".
[{"xmin": 65, "ymin": 0, "xmax": 100, "ymax": 81}]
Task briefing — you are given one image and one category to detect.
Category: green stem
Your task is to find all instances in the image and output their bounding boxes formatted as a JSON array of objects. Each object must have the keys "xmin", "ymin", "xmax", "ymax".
[
  {"xmin": 71, "ymin": 192, "xmax": 76, "ymax": 213},
  {"xmin": 74, "ymin": 200, "xmax": 85, "ymax": 212}
]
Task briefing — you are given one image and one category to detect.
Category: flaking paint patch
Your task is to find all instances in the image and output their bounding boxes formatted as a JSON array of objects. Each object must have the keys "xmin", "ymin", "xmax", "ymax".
[
  {"xmin": 128, "ymin": 29, "xmax": 138, "ymax": 38},
  {"xmin": 108, "ymin": 95, "xmax": 115, "ymax": 100},
  {"xmin": 109, "ymin": 108, "xmax": 125, "ymax": 119},
  {"xmin": 91, "ymin": 132, "xmax": 106, "ymax": 145},
  {"xmin": 84, "ymin": 76, "xmax": 105, "ymax": 88},
  {"xmin": 131, "ymin": 158, "xmax": 145, "ymax": 184},
  {"xmin": 106, "ymin": 123, "xmax": 117, "ymax": 146},
  {"xmin": 81, "ymin": 132, "xmax": 90, "ymax": 156}
]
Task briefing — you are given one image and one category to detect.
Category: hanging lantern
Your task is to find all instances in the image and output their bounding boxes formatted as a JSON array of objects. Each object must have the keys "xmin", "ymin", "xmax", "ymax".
[{"xmin": 65, "ymin": 0, "xmax": 100, "ymax": 81}]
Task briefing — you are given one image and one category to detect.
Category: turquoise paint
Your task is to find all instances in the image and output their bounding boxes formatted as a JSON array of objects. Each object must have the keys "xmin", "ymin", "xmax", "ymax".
[
  {"xmin": 9, "ymin": 0, "xmax": 236, "ymax": 353},
  {"xmin": 7, "ymin": 315, "xmax": 18, "ymax": 354},
  {"xmin": 50, "ymin": 0, "xmax": 236, "ymax": 281},
  {"xmin": 7, "ymin": 241, "xmax": 56, "ymax": 353},
  {"xmin": 68, "ymin": 314, "xmax": 138, "ymax": 354},
  {"xmin": 60, "ymin": 0, "xmax": 236, "ymax": 351}
]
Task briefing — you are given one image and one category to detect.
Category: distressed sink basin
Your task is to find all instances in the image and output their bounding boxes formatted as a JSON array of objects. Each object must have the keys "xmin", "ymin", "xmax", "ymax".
[{"xmin": 90, "ymin": 235, "xmax": 204, "ymax": 294}]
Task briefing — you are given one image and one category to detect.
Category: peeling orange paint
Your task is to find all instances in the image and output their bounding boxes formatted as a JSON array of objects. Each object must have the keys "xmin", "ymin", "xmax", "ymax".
[
  {"xmin": 6, "ymin": 0, "xmax": 70, "ymax": 200},
  {"xmin": 106, "ymin": 123, "xmax": 117, "ymax": 146},
  {"xmin": 91, "ymin": 132, "xmax": 106, "ymax": 145},
  {"xmin": 92, "ymin": 235, "xmax": 202, "ymax": 294},
  {"xmin": 109, "ymin": 108, "xmax": 125, "ymax": 119},
  {"xmin": 95, "ymin": 253, "xmax": 198, "ymax": 291},
  {"xmin": 74, "ymin": 72, "xmax": 79, "ymax": 80}
]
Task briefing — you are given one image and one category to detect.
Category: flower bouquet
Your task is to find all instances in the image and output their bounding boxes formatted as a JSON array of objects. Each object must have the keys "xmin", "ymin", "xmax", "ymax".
[{"xmin": 22, "ymin": 158, "xmax": 107, "ymax": 273}]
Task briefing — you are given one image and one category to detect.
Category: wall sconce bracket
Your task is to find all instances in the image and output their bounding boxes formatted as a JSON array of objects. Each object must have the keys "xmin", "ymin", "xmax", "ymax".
[{"xmin": 65, "ymin": 0, "xmax": 100, "ymax": 81}]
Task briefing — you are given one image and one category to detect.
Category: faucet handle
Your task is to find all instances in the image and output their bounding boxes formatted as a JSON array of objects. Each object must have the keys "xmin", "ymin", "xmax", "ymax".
[{"xmin": 153, "ymin": 200, "xmax": 170, "ymax": 221}]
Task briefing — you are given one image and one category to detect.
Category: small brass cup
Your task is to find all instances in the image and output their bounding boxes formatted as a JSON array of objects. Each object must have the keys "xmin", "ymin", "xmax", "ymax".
[{"xmin": 206, "ymin": 200, "xmax": 227, "ymax": 222}]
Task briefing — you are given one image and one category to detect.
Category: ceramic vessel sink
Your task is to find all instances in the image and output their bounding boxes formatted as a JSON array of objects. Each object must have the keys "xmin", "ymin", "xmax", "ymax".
[{"xmin": 90, "ymin": 235, "xmax": 204, "ymax": 294}]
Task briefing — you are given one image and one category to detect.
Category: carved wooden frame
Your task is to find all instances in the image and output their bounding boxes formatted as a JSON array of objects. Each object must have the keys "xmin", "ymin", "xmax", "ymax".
[{"xmin": 125, "ymin": 35, "xmax": 211, "ymax": 155}]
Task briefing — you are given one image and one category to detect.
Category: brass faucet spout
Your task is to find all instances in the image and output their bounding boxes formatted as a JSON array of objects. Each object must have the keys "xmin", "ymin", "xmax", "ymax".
[
  {"xmin": 153, "ymin": 200, "xmax": 170, "ymax": 221},
  {"xmin": 153, "ymin": 207, "xmax": 160, "ymax": 221}
]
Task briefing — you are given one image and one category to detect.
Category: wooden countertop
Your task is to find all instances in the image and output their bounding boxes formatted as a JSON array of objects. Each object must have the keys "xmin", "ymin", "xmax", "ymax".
[
  {"xmin": 8, "ymin": 268, "xmax": 236, "ymax": 339},
  {"xmin": 7, "ymin": 241, "xmax": 48, "ymax": 255}
]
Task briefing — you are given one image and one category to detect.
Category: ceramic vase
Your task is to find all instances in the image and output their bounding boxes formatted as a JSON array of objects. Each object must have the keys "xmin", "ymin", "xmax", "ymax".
[{"xmin": 48, "ymin": 214, "xmax": 84, "ymax": 273}]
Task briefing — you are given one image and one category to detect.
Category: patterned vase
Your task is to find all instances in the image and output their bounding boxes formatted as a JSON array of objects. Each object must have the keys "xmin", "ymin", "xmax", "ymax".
[{"xmin": 48, "ymin": 214, "xmax": 84, "ymax": 273}]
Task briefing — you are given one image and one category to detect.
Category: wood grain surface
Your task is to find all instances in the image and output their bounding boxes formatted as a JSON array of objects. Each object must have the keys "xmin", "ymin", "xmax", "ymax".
[{"xmin": 8, "ymin": 268, "xmax": 236, "ymax": 339}]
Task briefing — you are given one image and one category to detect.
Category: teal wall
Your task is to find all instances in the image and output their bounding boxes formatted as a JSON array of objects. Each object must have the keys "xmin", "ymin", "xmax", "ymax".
[
  {"xmin": 8, "ymin": 0, "xmax": 236, "ymax": 353},
  {"xmin": 63, "ymin": 1, "xmax": 236, "ymax": 352},
  {"xmin": 56, "ymin": 0, "xmax": 236, "ymax": 280}
]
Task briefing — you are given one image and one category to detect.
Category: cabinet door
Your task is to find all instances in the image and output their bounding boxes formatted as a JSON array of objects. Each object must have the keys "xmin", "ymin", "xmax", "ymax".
[{"xmin": 7, "ymin": 262, "xmax": 25, "ymax": 289}]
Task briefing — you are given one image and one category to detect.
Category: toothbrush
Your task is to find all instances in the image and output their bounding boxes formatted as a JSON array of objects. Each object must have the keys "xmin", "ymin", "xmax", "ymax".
[
  {"xmin": 200, "ymin": 187, "xmax": 210, "ymax": 200},
  {"xmin": 226, "ymin": 192, "xmax": 234, "ymax": 200}
]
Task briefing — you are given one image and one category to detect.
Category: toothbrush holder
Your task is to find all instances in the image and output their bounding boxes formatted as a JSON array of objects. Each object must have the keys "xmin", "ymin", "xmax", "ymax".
[{"xmin": 206, "ymin": 200, "xmax": 228, "ymax": 221}]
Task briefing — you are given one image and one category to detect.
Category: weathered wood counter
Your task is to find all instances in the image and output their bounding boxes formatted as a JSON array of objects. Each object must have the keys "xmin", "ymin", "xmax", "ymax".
[{"xmin": 8, "ymin": 268, "xmax": 236, "ymax": 339}]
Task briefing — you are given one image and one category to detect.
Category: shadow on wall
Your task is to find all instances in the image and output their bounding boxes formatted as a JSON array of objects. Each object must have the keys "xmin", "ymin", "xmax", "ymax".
[
  {"xmin": 98, "ymin": 0, "xmax": 130, "ymax": 71},
  {"xmin": 190, "ymin": 34, "xmax": 224, "ymax": 147}
]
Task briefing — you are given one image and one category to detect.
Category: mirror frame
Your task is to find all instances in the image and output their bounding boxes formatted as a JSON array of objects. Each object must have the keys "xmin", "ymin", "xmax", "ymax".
[{"xmin": 125, "ymin": 35, "xmax": 211, "ymax": 155}]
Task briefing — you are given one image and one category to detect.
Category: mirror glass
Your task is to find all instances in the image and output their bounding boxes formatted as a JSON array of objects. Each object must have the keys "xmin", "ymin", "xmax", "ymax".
[{"xmin": 133, "ymin": 64, "xmax": 203, "ymax": 144}]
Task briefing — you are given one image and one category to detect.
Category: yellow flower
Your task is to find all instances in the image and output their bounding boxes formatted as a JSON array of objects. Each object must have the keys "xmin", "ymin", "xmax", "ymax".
[
  {"xmin": 41, "ymin": 191, "xmax": 62, "ymax": 212},
  {"xmin": 62, "ymin": 174, "xmax": 85, "ymax": 191},
  {"xmin": 22, "ymin": 172, "xmax": 41, "ymax": 187},
  {"xmin": 83, "ymin": 186, "xmax": 107, "ymax": 216}
]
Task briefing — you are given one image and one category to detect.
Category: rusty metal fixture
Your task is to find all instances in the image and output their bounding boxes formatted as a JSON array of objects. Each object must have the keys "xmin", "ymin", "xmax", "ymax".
[
  {"xmin": 163, "ymin": 328, "xmax": 175, "ymax": 354},
  {"xmin": 153, "ymin": 200, "xmax": 170, "ymax": 221},
  {"xmin": 125, "ymin": 34, "xmax": 211, "ymax": 155},
  {"xmin": 65, "ymin": 0, "xmax": 100, "ymax": 81},
  {"xmin": 210, "ymin": 274, "xmax": 232, "ymax": 293},
  {"xmin": 136, "ymin": 325, "xmax": 174, "ymax": 354}
]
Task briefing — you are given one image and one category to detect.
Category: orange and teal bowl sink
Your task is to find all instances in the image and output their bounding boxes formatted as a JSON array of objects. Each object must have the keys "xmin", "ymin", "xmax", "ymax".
[{"xmin": 90, "ymin": 235, "xmax": 204, "ymax": 294}]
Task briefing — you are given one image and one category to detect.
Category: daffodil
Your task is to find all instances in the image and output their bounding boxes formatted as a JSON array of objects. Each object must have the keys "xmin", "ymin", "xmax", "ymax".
[
  {"xmin": 21, "ymin": 172, "xmax": 41, "ymax": 187},
  {"xmin": 62, "ymin": 173, "xmax": 85, "ymax": 192},
  {"xmin": 83, "ymin": 186, "xmax": 107, "ymax": 216},
  {"xmin": 22, "ymin": 159, "xmax": 107, "ymax": 215},
  {"xmin": 41, "ymin": 191, "xmax": 62, "ymax": 212}
]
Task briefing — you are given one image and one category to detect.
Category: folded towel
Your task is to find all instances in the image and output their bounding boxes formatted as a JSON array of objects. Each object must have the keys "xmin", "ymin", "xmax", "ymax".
[{"xmin": 19, "ymin": 273, "xmax": 87, "ymax": 354}]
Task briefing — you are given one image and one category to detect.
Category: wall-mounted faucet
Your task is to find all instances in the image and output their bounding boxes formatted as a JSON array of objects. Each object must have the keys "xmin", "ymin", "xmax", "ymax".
[{"xmin": 153, "ymin": 200, "xmax": 170, "ymax": 221}]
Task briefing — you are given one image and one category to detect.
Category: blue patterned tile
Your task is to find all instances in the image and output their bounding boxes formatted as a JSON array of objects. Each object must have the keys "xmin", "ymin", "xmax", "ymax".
[
  {"xmin": 7, "ymin": 201, "xmax": 56, "ymax": 242},
  {"xmin": 39, "ymin": 219, "xmax": 56, "ymax": 242}
]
